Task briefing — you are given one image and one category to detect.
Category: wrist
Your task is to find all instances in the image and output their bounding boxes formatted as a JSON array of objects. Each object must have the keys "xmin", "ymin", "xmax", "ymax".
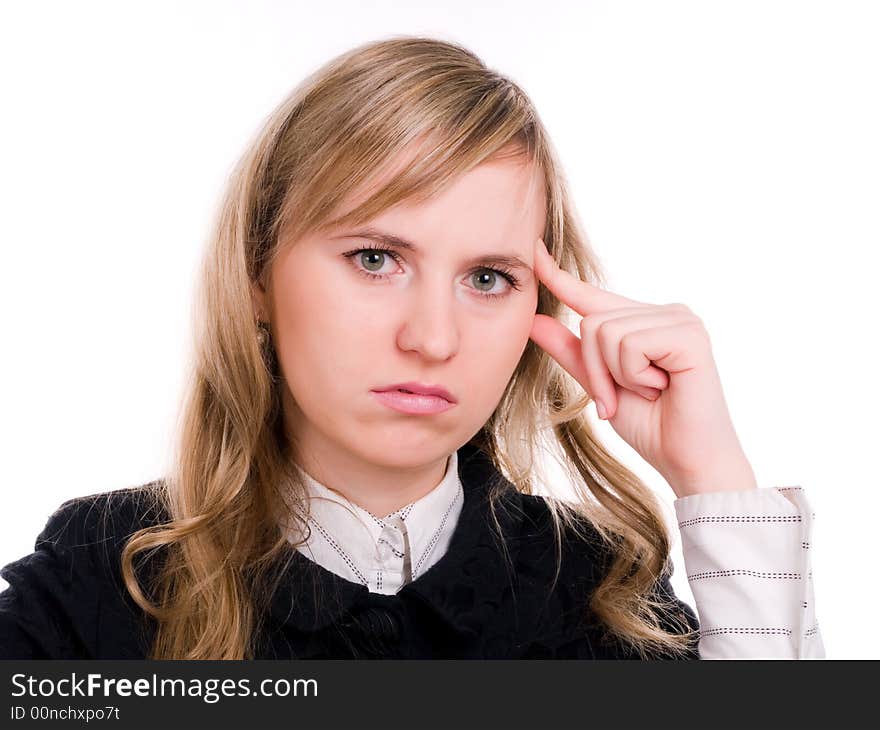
[{"xmin": 666, "ymin": 458, "xmax": 758, "ymax": 499}]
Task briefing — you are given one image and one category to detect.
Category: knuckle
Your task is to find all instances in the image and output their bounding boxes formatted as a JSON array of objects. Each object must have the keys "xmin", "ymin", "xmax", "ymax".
[
  {"xmin": 618, "ymin": 331, "xmax": 636, "ymax": 356},
  {"xmin": 579, "ymin": 314, "xmax": 601, "ymax": 337},
  {"xmin": 595, "ymin": 321, "xmax": 619, "ymax": 350}
]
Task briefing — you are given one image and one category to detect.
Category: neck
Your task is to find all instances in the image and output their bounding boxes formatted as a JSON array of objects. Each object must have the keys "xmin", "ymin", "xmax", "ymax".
[{"xmin": 296, "ymin": 447, "xmax": 451, "ymax": 517}]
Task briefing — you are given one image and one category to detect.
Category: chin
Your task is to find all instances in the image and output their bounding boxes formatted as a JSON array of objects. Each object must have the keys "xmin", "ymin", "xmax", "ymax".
[{"xmin": 350, "ymin": 436, "xmax": 452, "ymax": 470}]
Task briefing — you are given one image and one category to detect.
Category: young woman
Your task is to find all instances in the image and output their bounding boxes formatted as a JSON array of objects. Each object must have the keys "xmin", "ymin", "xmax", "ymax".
[{"xmin": 0, "ymin": 36, "xmax": 823, "ymax": 660}]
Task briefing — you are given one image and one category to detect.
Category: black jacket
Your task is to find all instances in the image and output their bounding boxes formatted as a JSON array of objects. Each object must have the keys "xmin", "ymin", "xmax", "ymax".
[{"xmin": 0, "ymin": 442, "xmax": 700, "ymax": 659}]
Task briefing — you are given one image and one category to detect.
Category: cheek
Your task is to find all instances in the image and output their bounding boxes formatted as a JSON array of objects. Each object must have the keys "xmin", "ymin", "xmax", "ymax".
[
  {"xmin": 463, "ymin": 299, "xmax": 535, "ymax": 395},
  {"xmin": 276, "ymin": 279, "xmax": 382, "ymax": 389},
  {"xmin": 488, "ymin": 287, "xmax": 537, "ymax": 349},
  {"xmin": 273, "ymin": 286, "xmax": 382, "ymax": 450}
]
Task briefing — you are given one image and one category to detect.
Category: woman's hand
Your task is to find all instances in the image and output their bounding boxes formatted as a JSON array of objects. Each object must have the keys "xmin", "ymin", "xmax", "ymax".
[{"xmin": 528, "ymin": 238, "xmax": 758, "ymax": 499}]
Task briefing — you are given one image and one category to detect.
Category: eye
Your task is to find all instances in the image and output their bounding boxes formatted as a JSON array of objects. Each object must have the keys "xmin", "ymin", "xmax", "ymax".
[
  {"xmin": 341, "ymin": 245, "xmax": 522, "ymax": 301},
  {"xmin": 351, "ymin": 248, "xmax": 400, "ymax": 277}
]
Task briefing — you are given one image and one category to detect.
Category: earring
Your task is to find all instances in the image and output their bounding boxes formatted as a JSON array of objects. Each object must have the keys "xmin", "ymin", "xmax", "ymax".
[{"xmin": 256, "ymin": 319, "xmax": 271, "ymax": 349}]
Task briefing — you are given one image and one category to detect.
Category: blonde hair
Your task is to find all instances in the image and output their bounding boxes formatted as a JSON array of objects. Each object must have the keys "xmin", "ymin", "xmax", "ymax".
[{"xmin": 120, "ymin": 35, "xmax": 698, "ymax": 659}]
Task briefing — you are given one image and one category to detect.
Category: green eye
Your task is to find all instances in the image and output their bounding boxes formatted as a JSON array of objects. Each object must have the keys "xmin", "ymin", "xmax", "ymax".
[
  {"xmin": 361, "ymin": 251, "xmax": 386, "ymax": 272},
  {"xmin": 472, "ymin": 270, "xmax": 497, "ymax": 292}
]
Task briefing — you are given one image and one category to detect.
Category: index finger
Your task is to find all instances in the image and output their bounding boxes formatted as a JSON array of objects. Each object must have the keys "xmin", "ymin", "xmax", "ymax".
[{"xmin": 533, "ymin": 237, "xmax": 641, "ymax": 316}]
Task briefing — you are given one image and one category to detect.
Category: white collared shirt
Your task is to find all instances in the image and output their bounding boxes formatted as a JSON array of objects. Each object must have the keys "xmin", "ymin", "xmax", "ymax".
[
  {"xmin": 288, "ymin": 450, "xmax": 824, "ymax": 659},
  {"xmin": 291, "ymin": 450, "xmax": 463, "ymax": 595}
]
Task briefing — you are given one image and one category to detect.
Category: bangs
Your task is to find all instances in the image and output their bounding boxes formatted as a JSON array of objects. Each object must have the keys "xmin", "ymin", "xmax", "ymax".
[{"xmin": 277, "ymin": 75, "xmax": 543, "ymax": 247}]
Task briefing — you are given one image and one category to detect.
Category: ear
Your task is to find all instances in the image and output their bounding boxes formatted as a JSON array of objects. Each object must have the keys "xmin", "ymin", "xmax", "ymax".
[{"xmin": 250, "ymin": 279, "xmax": 269, "ymax": 322}]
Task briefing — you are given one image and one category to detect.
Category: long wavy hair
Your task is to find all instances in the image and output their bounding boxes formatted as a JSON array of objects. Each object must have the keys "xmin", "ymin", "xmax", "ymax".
[{"xmin": 120, "ymin": 35, "xmax": 698, "ymax": 659}]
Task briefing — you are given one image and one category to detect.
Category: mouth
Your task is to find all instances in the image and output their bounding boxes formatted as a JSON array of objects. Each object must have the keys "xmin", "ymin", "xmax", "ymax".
[
  {"xmin": 370, "ymin": 390, "xmax": 457, "ymax": 415},
  {"xmin": 372, "ymin": 382, "xmax": 457, "ymax": 404},
  {"xmin": 370, "ymin": 382, "xmax": 458, "ymax": 415}
]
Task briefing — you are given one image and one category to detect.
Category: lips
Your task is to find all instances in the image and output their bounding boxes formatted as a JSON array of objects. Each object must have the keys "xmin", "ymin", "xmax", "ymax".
[{"xmin": 372, "ymin": 381, "xmax": 457, "ymax": 403}]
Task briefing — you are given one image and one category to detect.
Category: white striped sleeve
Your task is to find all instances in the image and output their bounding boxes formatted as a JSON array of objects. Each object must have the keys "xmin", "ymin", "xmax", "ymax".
[{"xmin": 673, "ymin": 485, "xmax": 825, "ymax": 659}]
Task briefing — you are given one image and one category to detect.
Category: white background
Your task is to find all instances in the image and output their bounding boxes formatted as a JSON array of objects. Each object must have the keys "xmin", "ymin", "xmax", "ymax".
[{"xmin": 1, "ymin": 0, "xmax": 876, "ymax": 658}]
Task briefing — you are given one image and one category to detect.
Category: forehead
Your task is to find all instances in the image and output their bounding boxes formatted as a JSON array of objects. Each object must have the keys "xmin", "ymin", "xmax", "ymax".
[
  {"xmin": 329, "ymin": 146, "xmax": 546, "ymax": 251},
  {"xmin": 387, "ymin": 162, "xmax": 541, "ymax": 240}
]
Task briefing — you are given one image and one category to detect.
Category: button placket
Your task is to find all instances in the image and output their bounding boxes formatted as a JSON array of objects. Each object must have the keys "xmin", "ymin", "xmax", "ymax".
[
  {"xmin": 377, "ymin": 527, "xmax": 404, "ymax": 559},
  {"xmin": 376, "ymin": 514, "xmax": 411, "ymax": 593},
  {"xmin": 381, "ymin": 516, "xmax": 412, "ymax": 587}
]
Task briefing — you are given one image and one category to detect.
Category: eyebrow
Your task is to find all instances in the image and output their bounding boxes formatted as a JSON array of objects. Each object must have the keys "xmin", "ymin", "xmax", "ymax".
[{"xmin": 329, "ymin": 226, "xmax": 532, "ymax": 271}]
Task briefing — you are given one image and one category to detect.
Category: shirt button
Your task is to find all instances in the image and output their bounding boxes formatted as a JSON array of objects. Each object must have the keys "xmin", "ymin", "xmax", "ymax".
[{"xmin": 377, "ymin": 540, "xmax": 397, "ymax": 564}]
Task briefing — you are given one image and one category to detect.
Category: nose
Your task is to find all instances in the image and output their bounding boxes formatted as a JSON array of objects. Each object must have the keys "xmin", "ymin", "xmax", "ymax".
[{"xmin": 396, "ymin": 279, "xmax": 460, "ymax": 361}]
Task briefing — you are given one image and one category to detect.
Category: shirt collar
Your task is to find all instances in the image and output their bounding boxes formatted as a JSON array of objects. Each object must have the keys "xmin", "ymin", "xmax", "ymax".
[
  {"xmin": 268, "ymin": 440, "xmax": 529, "ymax": 635},
  {"xmin": 291, "ymin": 450, "xmax": 463, "ymax": 590}
]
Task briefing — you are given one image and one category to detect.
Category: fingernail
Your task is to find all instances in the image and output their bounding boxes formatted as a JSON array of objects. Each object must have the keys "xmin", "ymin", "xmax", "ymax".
[{"xmin": 596, "ymin": 400, "xmax": 607, "ymax": 419}]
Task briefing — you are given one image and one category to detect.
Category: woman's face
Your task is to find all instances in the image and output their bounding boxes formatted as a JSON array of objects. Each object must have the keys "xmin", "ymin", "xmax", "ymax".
[{"xmin": 254, "ymin": 152, "xmax": 546, "ymax": 472}]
